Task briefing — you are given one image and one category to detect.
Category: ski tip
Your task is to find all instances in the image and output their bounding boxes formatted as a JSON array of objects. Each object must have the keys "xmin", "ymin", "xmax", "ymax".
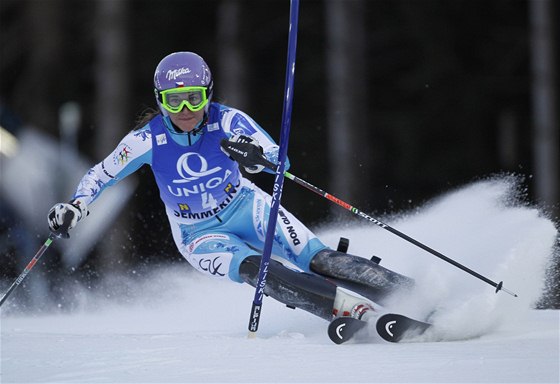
[
  {"xmin": 327, "ymin": 317, "xmax": 367, "ymax": 345},
  {"xmin": 376, "ymin": 313, "xmax": 432, "ymax": 343}
]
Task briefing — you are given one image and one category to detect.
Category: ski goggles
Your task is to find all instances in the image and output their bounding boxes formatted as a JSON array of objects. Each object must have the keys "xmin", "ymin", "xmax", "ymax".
[{"xmin": 157, "ymin": 86, "xmax": 209, "ymax": 113}]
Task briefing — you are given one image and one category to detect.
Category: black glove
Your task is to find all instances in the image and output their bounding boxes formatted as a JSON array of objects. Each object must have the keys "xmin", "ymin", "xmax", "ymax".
[
  {"xmin": 47, "ymin": 198, "xmax": 89, "ymax": 238},
  {"xmin": 220, "ymin": 134, "xmax": 275, "ymax": 173}
]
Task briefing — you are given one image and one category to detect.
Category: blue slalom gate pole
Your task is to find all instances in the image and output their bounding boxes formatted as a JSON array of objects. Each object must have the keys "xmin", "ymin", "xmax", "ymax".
[{"xmin": 248, "ymin": 0, "xmax": 299, "ymax": 337}]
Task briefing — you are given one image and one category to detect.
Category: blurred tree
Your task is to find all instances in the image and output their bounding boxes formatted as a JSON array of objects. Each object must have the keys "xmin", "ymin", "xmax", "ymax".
[
  {"xmin": 325, "ymin": 0, "xmax": 370, "ymax": 215},
  {"xmin": 216, "ymin": 0, "xmax": 249, "ymax": 110},
  {"xmin": 530, "ymin": 0, "xmax": 559, "ymax": 308},
  {"xmin": 530, "ymin": 0, "xmax": 559, "ymax": 219},
  {"xmin": 93, "ymin": 0, "xmax": 131, "ymax": 271},
  {"xmin": 94, "ymin": 0, "xmax": 130, "ymax": 158},
  {"xmin": 10, "ymin": 0, "xmax": 63, "ymax": 134}
]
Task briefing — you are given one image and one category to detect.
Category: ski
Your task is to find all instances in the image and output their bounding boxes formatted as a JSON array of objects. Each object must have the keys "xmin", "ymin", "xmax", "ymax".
[
  {"xmin": 328, "ymin": 316, "xmax": 368, "ymax": 344},
  {"xmin": 375, "ymin": 313, "xmax": 432, "ymax": 343},
  {"xmin": 327, "ymin": 313, "xmax": 432, "ymax": 344}
]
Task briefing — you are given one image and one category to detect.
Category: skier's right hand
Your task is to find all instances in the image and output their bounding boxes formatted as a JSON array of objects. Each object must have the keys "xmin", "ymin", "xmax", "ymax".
[
  {"xmin": 47, "ymin": 198, "xmax": 89, "ymax": 238},
  {"xmin": 221, "ymin": 134, "xmax": 271, "ymax": 173}
]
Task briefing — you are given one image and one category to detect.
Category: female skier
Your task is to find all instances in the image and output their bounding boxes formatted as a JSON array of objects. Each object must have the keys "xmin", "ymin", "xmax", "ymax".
[{"xmin": 48, "ymin": 52, "xmax": 413, "ymax": 322}]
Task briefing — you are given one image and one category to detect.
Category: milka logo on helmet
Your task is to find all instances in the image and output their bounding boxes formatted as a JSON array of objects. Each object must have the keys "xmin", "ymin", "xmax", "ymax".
[
  {"xmin": 166, "ymin": 67, "xmax": 191, "ymax": 81},
  {"xmin": 174, "ymin": 153, "xmax": 221, "ymax": 183}
]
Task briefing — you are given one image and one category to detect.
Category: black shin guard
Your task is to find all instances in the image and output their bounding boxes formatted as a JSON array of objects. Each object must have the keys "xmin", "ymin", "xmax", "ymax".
[
  {"xmin": 239, "ymin": 256, "xmax": 337, "ymax": 321},
  {"xmin": 310, "ymin": 249, "xmax": 415, "ymax": 305}
]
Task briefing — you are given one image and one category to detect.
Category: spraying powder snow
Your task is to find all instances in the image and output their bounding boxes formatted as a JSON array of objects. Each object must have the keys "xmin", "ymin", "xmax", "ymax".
[{"xmin": 318, "ymin": 175, "xmax": 558, "ymax": 341}]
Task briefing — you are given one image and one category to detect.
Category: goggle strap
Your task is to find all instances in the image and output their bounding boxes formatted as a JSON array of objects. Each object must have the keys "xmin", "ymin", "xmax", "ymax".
[{"xmin": 155, "ymin": 89, "xmax": 163, "ymax": 103}]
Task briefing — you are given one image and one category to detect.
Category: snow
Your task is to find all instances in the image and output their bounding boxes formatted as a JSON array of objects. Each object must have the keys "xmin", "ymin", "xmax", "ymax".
[{"xmin": 1, "ymin": 176, "xmax": 559, "ymax": 383}]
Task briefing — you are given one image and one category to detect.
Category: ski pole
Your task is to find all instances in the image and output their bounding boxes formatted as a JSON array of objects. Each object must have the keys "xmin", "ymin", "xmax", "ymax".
[
  {"xmin": 0, "ymin": 211, "xmax": 74, "ymax": 308},
  {"xmin": 221, "ymin": 140, "xmax": 518, "ymax": 298},
  {"xmin": 222, "ymin": 135, "xmax": 517, "ymax": 297},
  {"xmin": 247, "ymin": 0, "xmax": 300, "ymax": 338},
  {"xmin": 282, "ymin": 171, "xmax": 518, "ymax": 297}
]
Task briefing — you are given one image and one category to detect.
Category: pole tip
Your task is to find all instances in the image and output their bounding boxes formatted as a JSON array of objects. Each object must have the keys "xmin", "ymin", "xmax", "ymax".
[
  {"xmin": 248, "ymin": 331, "xmax": 257, "ymax": 339},
  {"xmin": 496, "ymin": 281, "xmax": 518, "ymax": 297}
]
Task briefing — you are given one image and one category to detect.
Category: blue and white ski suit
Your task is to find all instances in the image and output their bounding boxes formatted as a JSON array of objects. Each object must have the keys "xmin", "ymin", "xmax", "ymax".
[{"xmin": 73, "ymin": 102, "xmax": 327, "ymax": 282}]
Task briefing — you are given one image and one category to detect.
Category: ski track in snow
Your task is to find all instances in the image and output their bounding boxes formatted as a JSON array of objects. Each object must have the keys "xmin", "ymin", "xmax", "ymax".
[{"xmin": 1, "ymin": 176, "xmax": 559, "ymax": 383}]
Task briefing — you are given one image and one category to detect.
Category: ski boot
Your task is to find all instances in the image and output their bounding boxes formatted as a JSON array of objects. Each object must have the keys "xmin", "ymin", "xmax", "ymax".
[
  {"xmin": 332, "ymin": 287, "xmax": 377, "ymax": 320},
  {"xmin": 310, "ymin": 247, "xmax": 414, "ymax": 305}
]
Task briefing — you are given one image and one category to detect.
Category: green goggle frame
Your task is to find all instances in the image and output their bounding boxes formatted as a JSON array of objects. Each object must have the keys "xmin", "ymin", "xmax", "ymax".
[{"xmin": 157, "ymin": 86, "xmax": 209, "ymax": 113}]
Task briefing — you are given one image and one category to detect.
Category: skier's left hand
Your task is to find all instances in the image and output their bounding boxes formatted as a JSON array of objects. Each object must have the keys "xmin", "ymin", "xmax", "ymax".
[{"xmin": 47, "ymin": 198, "xmax": 89, "ymax": 238}]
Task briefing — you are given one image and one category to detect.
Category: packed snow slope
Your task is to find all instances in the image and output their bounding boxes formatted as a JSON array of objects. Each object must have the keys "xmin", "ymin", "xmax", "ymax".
[{"xmin": 1, "ymin": 175, "xmax": 559, "ymax": 383}]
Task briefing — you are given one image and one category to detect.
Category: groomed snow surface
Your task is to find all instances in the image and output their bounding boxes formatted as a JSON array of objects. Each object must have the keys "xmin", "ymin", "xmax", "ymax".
[{"xmin": 1, "ymin": 176, "xmax": 559, "ymax": 383}]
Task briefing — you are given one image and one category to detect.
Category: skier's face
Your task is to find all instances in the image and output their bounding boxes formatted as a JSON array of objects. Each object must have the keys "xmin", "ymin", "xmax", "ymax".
[{"xmin": 168, "ymin": 107, "xmax": 205, "ymax": 132}]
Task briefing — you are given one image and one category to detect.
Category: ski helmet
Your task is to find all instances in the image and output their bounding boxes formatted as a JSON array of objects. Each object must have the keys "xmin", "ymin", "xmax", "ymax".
[{"xmin": 153, "ymin": 52, "xmax": 213, "ymax": 115}]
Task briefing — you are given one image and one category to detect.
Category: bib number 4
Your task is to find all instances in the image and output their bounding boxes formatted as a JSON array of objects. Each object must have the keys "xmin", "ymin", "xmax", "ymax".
[{"xmin": 201, "ymin": 192, "xmax": 218, "ymax": 210}]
